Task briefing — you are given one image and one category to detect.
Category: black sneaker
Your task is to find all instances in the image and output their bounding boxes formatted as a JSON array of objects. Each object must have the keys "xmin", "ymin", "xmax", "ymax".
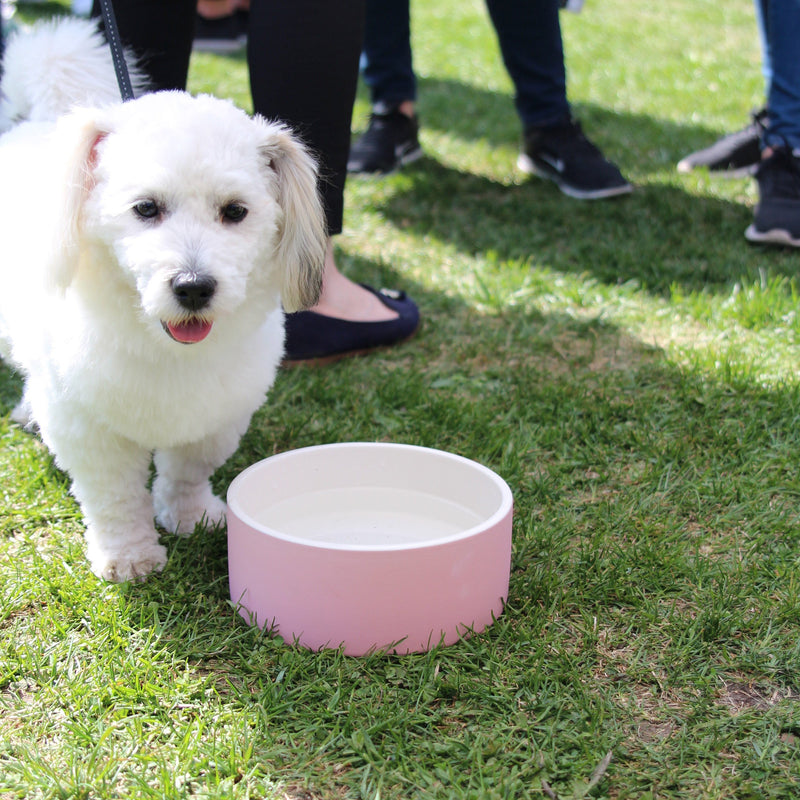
[
  {"xmin": 347, "ymin": 108, "xmax": 423, "ymax": 174},
  {"xmin": 677, "ymin": 108, "xmax": 767, "ymax": 177},
  {"xmin": 518, "ymin": 117, "xmax": 632, "ymax": 200},
  {"xmin": 745, "ymin": 146, "xmax": 800, "ymax": 247},
  {"xmin": 193, "ymin": 11, "xmax": 247, "ymax": 53}
]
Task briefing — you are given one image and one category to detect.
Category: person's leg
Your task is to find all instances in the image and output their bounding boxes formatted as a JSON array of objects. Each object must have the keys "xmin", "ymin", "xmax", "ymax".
[
  {"xmin": 763, "ymin": 0, "xmax": 800, "ymax": 150},
  {"xmin": 362, "ymin": 0, "xmax": 417, "ymax": 110},
  {"xmin": 484, "ymin": 0, "xmax": 569, "ymax": 128},
  {"xmin": 755, "ymin": 0, "xmax": 772, "ymax": 96},
  {"xmin": 194, "ymin": 0, "xmax": 248, "ymax": 55},
  {"xmin": 746, "ymin": 0, "xmax": 800, "ymax": 246},
  {"xmin": 676, "ymin": 0, "xmax": 771, "ymax": 175},
  {"xmin": 249, "ymin": 0, "xmax": 363, "ymax": 238},
  {"xmin": 348, "ymin": 0, "xmax": 422, "ymax": 174},
  {"xmin": 487, "ymin": 0, "xmax": 629, "ymax": 199},
  {"xmin": 248, "ymin": 0, "xmax": 419, "ymax": 354},
  {"xmin": 93, "ymin": 0, "xmax": 196, "ymax": 91}
]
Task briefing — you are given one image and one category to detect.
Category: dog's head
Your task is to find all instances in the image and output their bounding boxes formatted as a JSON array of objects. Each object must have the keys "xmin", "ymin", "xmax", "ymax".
[{"xmin": 50, "ymin": 91, "xmax": 326, "ymax": 344}]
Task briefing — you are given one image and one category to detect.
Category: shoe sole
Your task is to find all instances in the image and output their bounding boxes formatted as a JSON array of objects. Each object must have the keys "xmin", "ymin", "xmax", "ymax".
[
  {"xmin": 281, "ymin": 329, "xmax": 419, "ymax": 368},
  {"xmin": 744, "ymin": 224, "xmax": 800, "ymax": 247},
  {"xmin": 348, "ymin": 145, "xmax": 424, "ymax": 175},
  {"xmin": 517, "ymin": 153, "xmax": 633, "ymax": 200},
  {"xmin": 677, "ymin": 159, "xmax": 758, "ymax": 178},
  {"xmin": 193, "ymin": 39, "xmax": 246, "ymax": 54}
]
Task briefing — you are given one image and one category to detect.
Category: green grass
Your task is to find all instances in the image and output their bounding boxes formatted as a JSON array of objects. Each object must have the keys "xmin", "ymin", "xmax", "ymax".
[{"xmin": 2, "ymin": 0, "xmax": 800, "ymax": 797}]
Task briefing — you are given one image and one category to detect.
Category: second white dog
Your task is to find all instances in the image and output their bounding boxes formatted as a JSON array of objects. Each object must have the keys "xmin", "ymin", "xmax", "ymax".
[{"xmin": 0, "ymin": 19, "xmax": 327, "ymax": 581}]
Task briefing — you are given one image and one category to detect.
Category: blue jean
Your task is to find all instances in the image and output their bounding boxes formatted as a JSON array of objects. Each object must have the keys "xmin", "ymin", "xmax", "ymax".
[
  {"xmin": 755, "ymin": 0, "xmax": 771, "ymax": 93},
  {"xmin": 758, "ymin": 0, "xmax": 800, "ymax": 150},
  {"xmin": 362, "ymin": 0, "xmax": 570, "ymax": 128}
]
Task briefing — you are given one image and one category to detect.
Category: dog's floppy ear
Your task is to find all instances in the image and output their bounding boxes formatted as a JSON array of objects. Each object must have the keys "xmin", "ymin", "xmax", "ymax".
[
  {"xmin": 45, "ymin": 108, "xmax": 110, "ymax": 291},
  {"xmin": 257, "ymin": 120, "xmax": 326, "ymax": 312}
]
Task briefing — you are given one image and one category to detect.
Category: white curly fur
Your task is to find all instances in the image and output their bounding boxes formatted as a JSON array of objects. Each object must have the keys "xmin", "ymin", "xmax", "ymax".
[
  {"xmin": 0, "ymin": 18, "xmax": 326, "ymax": 581},
  {"xmin": 0, "ymin": 16, "xmax": 148, "ymax": 132}
]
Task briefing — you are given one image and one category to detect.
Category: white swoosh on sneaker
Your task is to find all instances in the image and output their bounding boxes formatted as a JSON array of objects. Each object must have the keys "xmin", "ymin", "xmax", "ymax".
[{"xmin": 539, "ymin": 154, "xmax": 566, "ymax": 173}]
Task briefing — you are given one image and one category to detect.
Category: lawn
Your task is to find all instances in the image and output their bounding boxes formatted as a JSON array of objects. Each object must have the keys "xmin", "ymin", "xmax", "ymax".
[{"xmin": 2, "ymin": 0, "xmax": 799, "ymax": 798}]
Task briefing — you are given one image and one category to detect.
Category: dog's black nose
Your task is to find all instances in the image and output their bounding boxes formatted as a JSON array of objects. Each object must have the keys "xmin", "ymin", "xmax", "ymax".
[{"xmin": 171, "ymin": 272, "xmax": 217, "ymax": 312}]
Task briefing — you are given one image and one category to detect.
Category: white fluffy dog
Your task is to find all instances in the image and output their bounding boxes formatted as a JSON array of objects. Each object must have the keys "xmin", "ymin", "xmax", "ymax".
[{"xmin": 0, "ymin": 19, "xmax": 326, "ymax": 581}]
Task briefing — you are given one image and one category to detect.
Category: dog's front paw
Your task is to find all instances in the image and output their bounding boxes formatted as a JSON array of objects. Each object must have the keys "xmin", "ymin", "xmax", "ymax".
[
  {"xmin": 154, "ymin": 487, "xmax": 227, "ymax": 536},
  {"xmin": 88, "ymin": 540, "xmax": 168, "ymax": 583}
]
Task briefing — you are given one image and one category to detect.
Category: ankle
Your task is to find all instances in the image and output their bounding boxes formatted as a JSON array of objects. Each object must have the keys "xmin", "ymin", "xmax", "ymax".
[
  {"xmin": 197, "ymin": 0, "xmax": 235, "ymax": 19},
  {"xmin": 307, "ymin": 243, "xmax": 397, "ymax": 323},
  {"xmin": 373, "ymin": 100, "xmax": 416, "ymax": 119},
  {"xmin": 396, "ymin": 100, "xmax": 416, "ymax": 119}
]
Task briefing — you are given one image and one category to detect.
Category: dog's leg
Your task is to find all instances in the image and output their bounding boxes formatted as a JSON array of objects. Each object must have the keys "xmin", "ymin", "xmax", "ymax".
[
  {"xmin": 151, "ymin": 425, "xmax": 245, "ymax": 535},
  {"xmin": 50, "ymin": 432, "xmax": 168, "ymax": 582}
]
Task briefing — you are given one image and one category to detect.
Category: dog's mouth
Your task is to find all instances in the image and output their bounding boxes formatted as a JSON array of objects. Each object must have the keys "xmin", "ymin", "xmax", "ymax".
[{"xmin": 162, "ymin": 318, "xmax": 214, "ymax": 344}]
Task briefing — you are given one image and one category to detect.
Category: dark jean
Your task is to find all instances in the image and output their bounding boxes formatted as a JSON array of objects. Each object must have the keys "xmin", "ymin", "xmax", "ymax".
[
  {"xmin": 758, "ymin": 0, "xmax": 800, "ymax": 150},
  {"xmin": 363, "ymin": 0, "xmax": 570, "ymax": 128}
]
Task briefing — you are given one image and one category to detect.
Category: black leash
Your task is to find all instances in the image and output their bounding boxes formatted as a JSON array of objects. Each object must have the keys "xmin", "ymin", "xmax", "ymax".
[{"xmin": 98, "ymin": 0, "xmax": 135, "ymax": 101}]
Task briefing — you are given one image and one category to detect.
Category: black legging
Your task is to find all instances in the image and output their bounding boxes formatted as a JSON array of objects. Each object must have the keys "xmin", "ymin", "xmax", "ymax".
[
  {"xmin": 93, "ymin": 0, "xmax": 196, "ymax": 92},
  {"xmin": 95, "ymin": 0, "xmax": 364, "ymax": 235}
]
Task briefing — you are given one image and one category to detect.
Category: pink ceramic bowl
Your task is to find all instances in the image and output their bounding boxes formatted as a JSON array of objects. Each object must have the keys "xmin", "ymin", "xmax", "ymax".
[{"xmin": 227, "ymin": 442, "xmax": 513, "ymax": 655}]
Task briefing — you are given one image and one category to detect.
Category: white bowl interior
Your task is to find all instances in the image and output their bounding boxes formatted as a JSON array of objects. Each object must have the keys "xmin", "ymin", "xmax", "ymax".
[{"xmin": 227, "ymin": 443, "xmax": 512, "ymax": 549}]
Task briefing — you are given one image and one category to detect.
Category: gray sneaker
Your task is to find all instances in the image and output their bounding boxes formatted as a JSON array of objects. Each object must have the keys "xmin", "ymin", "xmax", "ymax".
[{"xmin": 677, "ymin": 108, "xmax": 767, "ymax": 177}]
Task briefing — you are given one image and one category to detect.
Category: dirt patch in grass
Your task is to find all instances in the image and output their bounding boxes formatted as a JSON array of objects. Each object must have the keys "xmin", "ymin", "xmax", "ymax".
[
  {"xmin": 636, "ymin": 719, "xmax": 677, "ymax": 743},
  {"xmin": 717, "ymin": 678, "xmax": 800, "ymax": 715}
]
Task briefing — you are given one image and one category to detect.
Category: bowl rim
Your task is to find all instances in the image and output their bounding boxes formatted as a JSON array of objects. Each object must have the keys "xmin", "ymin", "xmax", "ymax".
[{"xmin": 227, "ymin": 442, "xmax": 513, "ymax": 552}]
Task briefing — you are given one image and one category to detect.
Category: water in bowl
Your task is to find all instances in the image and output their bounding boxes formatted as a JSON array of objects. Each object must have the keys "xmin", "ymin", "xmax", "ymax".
[{"xmin": 255, "ymin": 486, "xmax": 484, "ymax": 547}]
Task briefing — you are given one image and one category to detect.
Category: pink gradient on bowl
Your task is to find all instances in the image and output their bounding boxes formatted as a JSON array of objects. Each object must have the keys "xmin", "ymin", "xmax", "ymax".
[{"xmin": 227, "ymin": 442, "xmax": 513, "ymax": 656}]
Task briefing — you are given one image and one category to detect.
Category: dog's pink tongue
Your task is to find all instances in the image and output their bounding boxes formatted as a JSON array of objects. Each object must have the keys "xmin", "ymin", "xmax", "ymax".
[{"xmin": 167, "ymin": 319, "xmax": 213, "ymax": 343}]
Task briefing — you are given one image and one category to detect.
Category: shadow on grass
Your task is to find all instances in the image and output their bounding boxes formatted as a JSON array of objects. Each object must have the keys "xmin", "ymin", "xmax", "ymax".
[
  {"xmin": 101, "ymin": 286, "xmax": 800, "ymax": 798},
  {"xmin": 3, "ymin": 266, "xmax": 800, "ymax": 796},
  {"xmin": 351, "ymin": 77, "xmax": 800, "ymax": 298},
  {"xmin": 366, "ymin": 156, "xmax": 798, "ymax": 298},
  {"xmin": 396, "ymin": 76, "xmax": 755, "ymax": 171}
]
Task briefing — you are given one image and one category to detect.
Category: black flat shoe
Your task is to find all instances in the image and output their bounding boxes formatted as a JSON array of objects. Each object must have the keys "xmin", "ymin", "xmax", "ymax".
[{"xmin": 283, "ymin": 284, "xmax": 420, "ymax": 364}]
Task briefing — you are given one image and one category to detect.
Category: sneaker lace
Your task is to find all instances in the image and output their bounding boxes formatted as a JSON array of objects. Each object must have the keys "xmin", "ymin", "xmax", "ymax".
[
  {"xmin": 752, "ymin": 107, "xmax": 769, "ymax": 134},
  {"xmin": 360, "ymin": 110, "xmax": 404, "ymax": 148}
]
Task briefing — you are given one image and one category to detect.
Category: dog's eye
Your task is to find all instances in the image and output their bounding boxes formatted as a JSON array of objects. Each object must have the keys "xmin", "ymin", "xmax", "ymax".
[
  {"xmin": 221, "ymin": 202, "xmax": 248, "ymax": 224},
  {"xmin": 133, "ymin": 199, "xmax": 161, "ymax": 220}
]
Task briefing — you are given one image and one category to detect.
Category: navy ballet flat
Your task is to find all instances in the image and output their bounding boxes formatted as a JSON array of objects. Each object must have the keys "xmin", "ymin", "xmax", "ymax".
[{"xmin": 283, "ymin": 284, "xmax": 420, "ymax": 363}]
